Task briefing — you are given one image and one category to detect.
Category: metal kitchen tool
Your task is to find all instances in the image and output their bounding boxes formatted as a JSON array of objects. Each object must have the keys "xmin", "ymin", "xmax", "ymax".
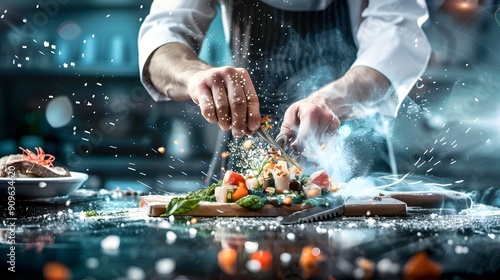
[
  {"xmin": 280, "ymin": 195, "xmax": 345, "ymax": 225},
  {"xmin": 279, "ymin": 190, "xmax": 473, "ymax": 225},
  {"xmin": 256, "ymin": 127, "xmax": 302, "ymax": 171}
]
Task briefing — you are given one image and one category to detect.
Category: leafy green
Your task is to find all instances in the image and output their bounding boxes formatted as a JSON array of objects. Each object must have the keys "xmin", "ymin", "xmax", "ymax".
[
  {"xmin": 235, "ymin": 194, "xmax": 265, "ymax": 210},
  {"xmin": 185, "ymin": 182, "xmax": 218, "ymax": 200},
  {"xmin": 164, "ymin": 197, "xmax": 202, "ymax": 216},
  {"xmin": 163, "ymin": 182, "xmax": 220, "ymax": 216}
]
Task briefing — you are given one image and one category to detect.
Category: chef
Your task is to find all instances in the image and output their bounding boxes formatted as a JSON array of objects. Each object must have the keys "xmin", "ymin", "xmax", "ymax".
[{"xmin": 138, "ymin": 0, "xmax": 431, "ymax": 181}]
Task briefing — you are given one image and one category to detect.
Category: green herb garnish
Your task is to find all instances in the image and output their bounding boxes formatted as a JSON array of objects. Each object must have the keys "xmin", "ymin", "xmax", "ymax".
[{"xmin": 235, "ymin": 194, "xmax": 265, "ymax": 210}]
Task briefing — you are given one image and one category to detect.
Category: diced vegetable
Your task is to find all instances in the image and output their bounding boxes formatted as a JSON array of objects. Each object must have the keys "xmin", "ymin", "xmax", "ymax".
[
  {"xmin": 306, "ymin": 169, "xmax": 331, "ymax": 189},
  {"xmin": 215, "ymin": 185, "xmax": 237, "ymax": 203},
  {"xmin": 245, "ymin": 177, "xmax": 259, "ymax": 189},
  {"xmin": 232, "ymin": 181, "xmax": 249, "ymax": 202},
  {"xmin": 223, "ymin": 170, "xmax": 246, "ymax": 186}
]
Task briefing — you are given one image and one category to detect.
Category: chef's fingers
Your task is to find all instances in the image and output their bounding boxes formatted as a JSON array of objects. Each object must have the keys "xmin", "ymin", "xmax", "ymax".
[
  {"xmin": 294, "ymin": 106, "xmax": 321, "ymax": 153},
  {"xmin": 316, "ymin": 111, "xmax": 340, "ymax": 145},
  {"xmin": 240, "ymin": 70, "xmax": 261, "ymax": 134},
  {"xmin": 211, "ymin": 76, "xmax": 232, "ymax": 131},
  {"xmin": 195, "ymin": 84, "xmax": 218, "ymax": 124},
  {"xmin": 223, "ymin": 68, "xmax": 256, "ymax": 137},
  {"xmin": 278, "ymin": 103, "xmax": 301, "ymax": 147}
]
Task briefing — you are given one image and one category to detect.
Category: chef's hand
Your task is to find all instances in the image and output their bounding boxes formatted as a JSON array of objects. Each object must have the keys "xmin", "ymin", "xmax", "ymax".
[
  {"xmin": 276, "ymin": 66, "xmax": 393, "ymax": 154},
  {"xmin": 187, "ymin": 67, "xmax": 261, "ymax": 137},
  {"xmin": 277, "ymin": 93, "xmax": 340, "ymax": 154},
  {"xmin": 146, "ymin": 43, "xmax": 261, "ymax": 138}
]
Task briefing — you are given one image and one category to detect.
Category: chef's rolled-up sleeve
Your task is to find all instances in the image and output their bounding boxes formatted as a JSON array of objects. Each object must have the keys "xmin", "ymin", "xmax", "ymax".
[
  {"xmin": 351, "ymin": 0, "xmax": 431, "ymax": 116},
  {"xmin": 138, "ymin": 0, "xmax": 217, "ymax": 101}
]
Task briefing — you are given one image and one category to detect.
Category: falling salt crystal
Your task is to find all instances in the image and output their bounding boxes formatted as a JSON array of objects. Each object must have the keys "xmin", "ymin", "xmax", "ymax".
[
  {"xmin": 43, "ymin": 41, "xmax": 49, "ymax": 47},
  {"xmin": 488, "ymin": 233, "xmax": 495, "ymax": 239},
  {"xmin": 366, "ymin": 217, "xmax": 376, "ymax": 227},
  {"xmin": 280, "ymin": 252, "xmax": 292, "ymax": 266},
  {"xmin": 155, "ymin": 258, "xmax": 176, "ymax": 275},
  {"xmin": 447, "ymin": 239, "xmax": 453, "ymax": 245},
  {"xmin": 455, "ymin": 245, "xmax": 469, "ymax": 254},
  {"xmin": 244, "ymin": 241, "xmax": 259, "ymax": 253},
  {"xmin": 106, "ymin": 14, "xmax": 110, "ymax": 17},
  {"xmin": 23, "ymin": 18, "xmax": 27, "ymax": 23},
  {"xmin": 377, "ymin": 258, "xmax": 399, "ymax": 274},
  {"xmin": 100, "ymin": 235, "xmax": 120, "ymax": 250},
  {"xmin": 166, "ymin": 231, "xmax": 177, "ymax": 244},
  {"xmin": 86, "ymin": 257, "xmax": 100, "ymax": 269},
  {"xmin": 126, "ymin": 266, "xmax": 145, "ymax": 280},
  {"xmin": 39, "ymin": 182, "xmax": 47, "ymax": 188},
  {"xmin": 63, "ymin": 63, "xmax": 68, "ymax": 68},
  {"xmin": 246, "ymin": 259, "xmax": 262, "ymax": 273},
  {"xmin": 96, "ymin": 82, "xmax": 102, "ymax": 86},
  {"xmin": 286, "ymin": 233, "xmax": 295, "ymax": 241}
]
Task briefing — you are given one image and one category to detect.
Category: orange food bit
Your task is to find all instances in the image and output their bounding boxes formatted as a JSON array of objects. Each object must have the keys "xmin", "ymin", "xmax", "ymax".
[
  {"xmin": 157, "ymin": 147, "xmax": 166, "ymax": 154},
  {"xmin": 232, "ymin": 181, "xmax": 248, "ymax": 202},
  {"xmin": 299, "ymin": 245, "xmax": 325, "ymax": 278},
  {"xmin": 218, "ymin": 248, "xmax": 238, "ymax": 275},
  {"xmin": 260, "ymin": 116, "xmax": 273, "ymax": 131},
  {"xmin": 19, "ymin": 147, "xmax": 56, "ymax": 167},
  {"xmin": 402, "ymin": 251, "xmax": 442, "ymax": 280},
  {"xmin": 221, "ymin": 152, "xmax": 231, "ymax": 159},
  {"xmin": 242, "ymin": 139, "xmax": 253, "ymax": 150},
  {"xmin": 43, "ymin": 262, "xmax": 71, "ymax": 280},
  {"xmin": 329, "ymin": 184, "xmax": 340, "ymax": 192},
  {"xmin": 282, "ymin": 196, "xmax": 292, "ymax": 206},
  {"xmin": 250, "ymin": 250, "xmax": 273, "ymax": 271},
  {"xmin": 307, "ymin": 188, "xmax": 321, "ymax": 197},
  {"xmin": 356, "ymin": 257, "xmax": 375, "ymax": 280}
]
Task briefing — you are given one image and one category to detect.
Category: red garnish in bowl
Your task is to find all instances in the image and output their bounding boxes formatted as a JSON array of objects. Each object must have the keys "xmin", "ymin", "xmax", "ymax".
[{"xmin": 19, "ymin": 147, "xmax": 56, "ymax": 167}]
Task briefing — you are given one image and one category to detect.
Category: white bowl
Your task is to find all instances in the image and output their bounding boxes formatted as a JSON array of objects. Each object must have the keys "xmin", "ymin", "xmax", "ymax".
[{"xmin": 0, "ymin": 171, "xmax": 89, "ymax": 198}]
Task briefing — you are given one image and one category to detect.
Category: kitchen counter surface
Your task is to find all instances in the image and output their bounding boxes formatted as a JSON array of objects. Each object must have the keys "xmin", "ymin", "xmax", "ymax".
[{"xmin": 1, "ymin": 190, "xmax": 500, "ymax": 280}]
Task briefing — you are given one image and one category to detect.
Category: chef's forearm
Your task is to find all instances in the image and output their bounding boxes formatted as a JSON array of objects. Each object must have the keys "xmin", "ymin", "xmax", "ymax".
[
  {"xmin": 145, "ymin": 42, "xmax": 211, "ymax": 101},
  {"xmin": 313, "ymin": 66, "xmax": 393, "ymax": 121}
]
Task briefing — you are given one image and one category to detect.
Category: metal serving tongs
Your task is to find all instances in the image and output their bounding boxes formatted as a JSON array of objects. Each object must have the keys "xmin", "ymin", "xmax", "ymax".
[{"xmin": 256, "ymin": 127, "xmax": 302, "ymax": 171}]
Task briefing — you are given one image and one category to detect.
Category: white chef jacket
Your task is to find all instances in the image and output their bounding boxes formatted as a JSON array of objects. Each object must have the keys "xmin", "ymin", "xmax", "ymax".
[{"xmin": 138, "ymin": 0, "xmax": 431, "ymax": 116}]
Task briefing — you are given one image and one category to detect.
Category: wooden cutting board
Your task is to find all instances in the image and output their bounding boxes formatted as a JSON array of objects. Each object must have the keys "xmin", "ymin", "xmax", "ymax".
[{"xmin": 139, "ymin": 195, "xmax": 407, "ymax": 217}]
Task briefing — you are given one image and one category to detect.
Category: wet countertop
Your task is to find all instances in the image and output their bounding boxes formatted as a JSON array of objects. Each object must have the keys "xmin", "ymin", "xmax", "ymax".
[{"xmin": 1, "ymin": 190, "xmax": 500, "ymax": 280}]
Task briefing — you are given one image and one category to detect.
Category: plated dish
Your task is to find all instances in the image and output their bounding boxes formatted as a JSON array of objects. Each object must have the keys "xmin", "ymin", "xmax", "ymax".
[{"xmin": 0, "ymin": 171, "xmax": 89, "ymax": 198}]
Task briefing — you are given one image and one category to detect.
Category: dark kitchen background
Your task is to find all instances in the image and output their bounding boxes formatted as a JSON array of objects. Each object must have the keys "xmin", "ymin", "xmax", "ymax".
[{"xmin": 0, "ymin": 1, "xmax": 499, "ymax": 202}]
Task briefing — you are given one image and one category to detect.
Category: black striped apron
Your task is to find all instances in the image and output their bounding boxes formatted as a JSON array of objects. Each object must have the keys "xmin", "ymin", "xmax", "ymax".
[{"xmin": 229, "ymin": 0, "xmax": 357, "ymax": 122}]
